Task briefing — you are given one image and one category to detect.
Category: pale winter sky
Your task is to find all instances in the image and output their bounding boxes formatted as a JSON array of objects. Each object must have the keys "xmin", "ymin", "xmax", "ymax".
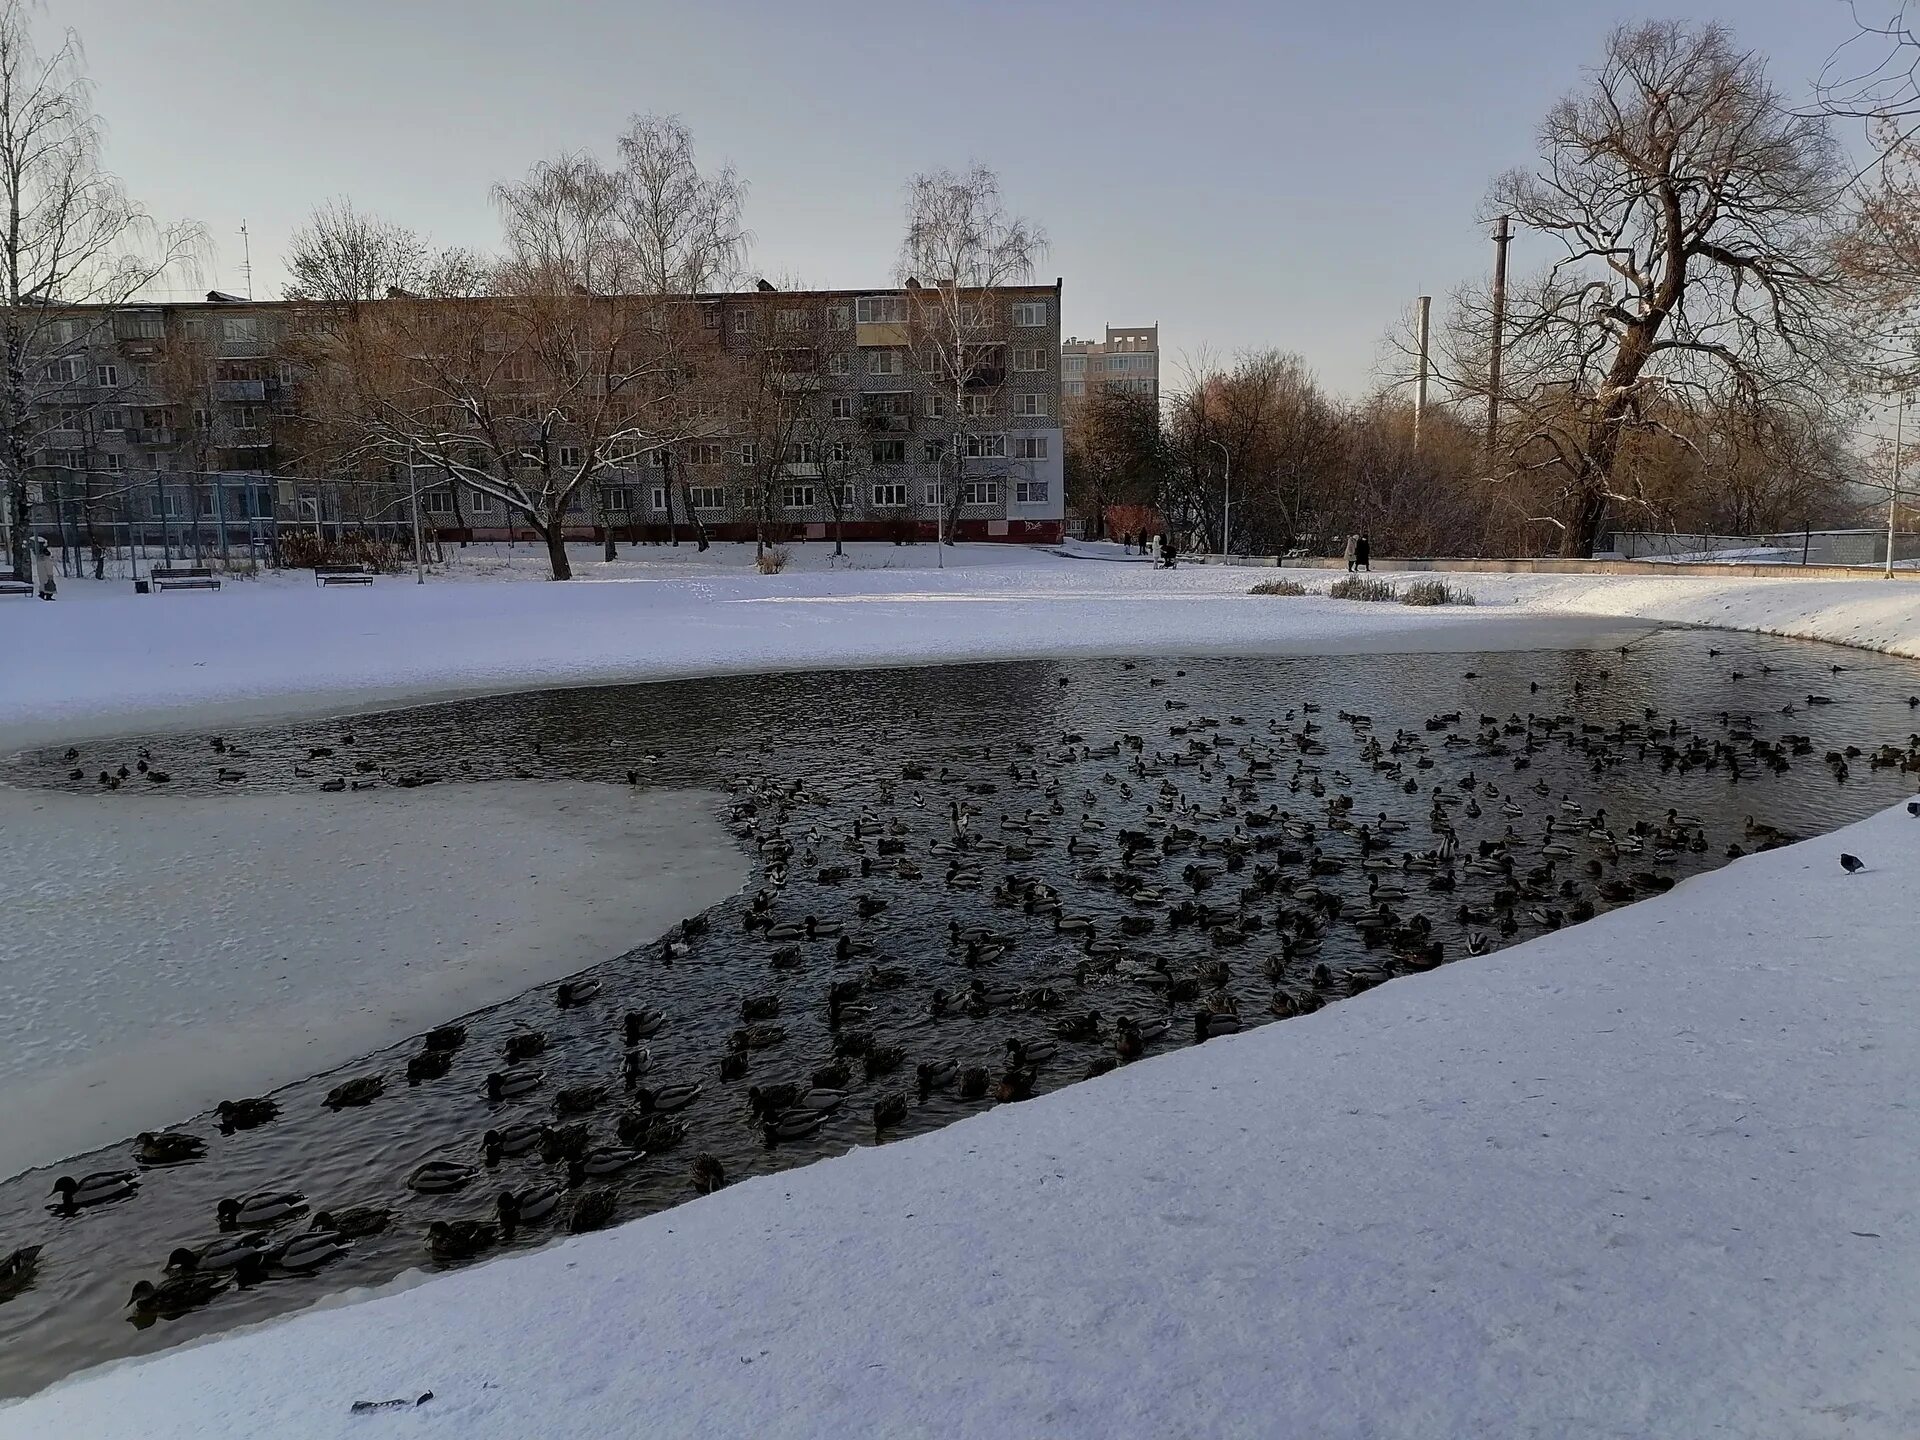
[{"xmin": 58, "ymin": 0, "xmax": 1876, "ymax": 397}]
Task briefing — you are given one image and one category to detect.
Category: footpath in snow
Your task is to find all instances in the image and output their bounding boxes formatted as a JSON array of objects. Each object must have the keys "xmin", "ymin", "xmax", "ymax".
[
  {"xmin": 0, "ymin": 781, "xmax": 743, "ymax": 1180},
  {"xmin": 9, "ymin": 799, "xmax": 1917, "ymax": 1438}
]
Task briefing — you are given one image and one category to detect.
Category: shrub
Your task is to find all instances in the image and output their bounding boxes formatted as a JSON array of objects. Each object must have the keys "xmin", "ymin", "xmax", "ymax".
[
  {"xmin": 1249, "ymin": 578, "xmax": 1310, "ymax": 596},
  {"xmin": 1328, "ymin": 575, "xmax": 1397, "ymax": 602},
  {"xmin": 279, "ymin": 529, "xmax": 409, "ymax": 574},
  {"xmin": 1400, "ymin": 579, "xmax": 1477, "ymax": 607},
  {"xmin": 756, "ymin": 545, "xmax": 790, "ymax": 575}
]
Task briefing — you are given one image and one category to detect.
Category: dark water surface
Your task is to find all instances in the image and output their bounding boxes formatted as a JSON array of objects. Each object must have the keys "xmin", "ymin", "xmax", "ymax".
[{"xmin": 4, "ymin": 630, "xmax": 1919, "ymax": 1397}]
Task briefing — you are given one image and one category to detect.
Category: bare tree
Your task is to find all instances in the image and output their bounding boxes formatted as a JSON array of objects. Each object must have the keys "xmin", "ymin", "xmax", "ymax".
[
  {"xmin": 1424, "ymin": 22, "xmax": 1848, "ymax": 556},
  {"xmin": 0, "ymin": 1, "xmax": 202, "ymax": 573},
  {"xmin": 282, "ymin": 201, "xmax": 481, "ymax": 304},
  {"xmin": 897, "ymin": 166, "xmax": 1046, "ymax": 552},
  {"xmin": 1064, "ymin": 386, "xmax": 1161, "ymax": 539}
]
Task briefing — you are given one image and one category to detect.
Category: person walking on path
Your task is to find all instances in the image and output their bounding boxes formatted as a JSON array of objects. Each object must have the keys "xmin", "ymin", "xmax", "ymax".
[
  {"xmin": 31, "ymin": 536, "xmax": 56, "ymax": 600},
  {"xmin": 1355, "ymin": 534, "xmax": 1372, "ymax": 572},
  {"xmin": 1342, "ymin": 534, "xmax": 1359, "ymax": 573}
]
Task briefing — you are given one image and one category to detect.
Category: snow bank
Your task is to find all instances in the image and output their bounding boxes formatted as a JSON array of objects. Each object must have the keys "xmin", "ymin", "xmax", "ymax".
[
  {"xmin": 11, "ymin": 800, "xmax": 1918, "ymax": 1437},
  {"xmin": 0, "ymin": 782, "xmax": 743, "ymax": 1180},
  {"xmin": 0, "ymin": 549, "xmax": 1641, "ymax": 751}
]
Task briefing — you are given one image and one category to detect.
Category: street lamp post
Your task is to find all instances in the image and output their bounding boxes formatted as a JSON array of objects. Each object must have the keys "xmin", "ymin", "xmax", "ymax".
[
  {"xmin": 1207, "ymin": 438, "xmax": 1231, "ymax": 555},
  {"xmin": 1888, "ymin": 392, "xmax": 1908, "ymax": 581},
  {"xmin": 407, "ymin": 456, "xmax": 425, "ymax": 585}
]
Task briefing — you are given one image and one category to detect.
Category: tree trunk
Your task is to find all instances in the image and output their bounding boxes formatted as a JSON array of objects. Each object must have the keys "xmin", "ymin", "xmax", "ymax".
[
  {"xmin": 542, "ymin": 521, "xmax": 573, "ymax": 579},
  {"xmin": 834, "ymin": 509, "xmax": 844, "ymax": 556}
]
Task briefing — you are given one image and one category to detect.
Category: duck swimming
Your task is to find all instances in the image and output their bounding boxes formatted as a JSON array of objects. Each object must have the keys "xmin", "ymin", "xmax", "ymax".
[{"xmin": 50, "ymin": 1171, "xmax": 138, "ymax": 1209}]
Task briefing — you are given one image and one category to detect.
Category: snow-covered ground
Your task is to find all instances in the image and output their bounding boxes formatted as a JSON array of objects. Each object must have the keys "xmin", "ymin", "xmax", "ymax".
[
  {"xmin": 6, "ymin": 538, "xmax": 1863, "ymax": 753},
  {"xmin": 10, "ymin": 799, "xmax": 1917, "ymax": 1438},
  {"xmin": 0, "ymin": 781, "xmax": 743, "ymax": 1181}
]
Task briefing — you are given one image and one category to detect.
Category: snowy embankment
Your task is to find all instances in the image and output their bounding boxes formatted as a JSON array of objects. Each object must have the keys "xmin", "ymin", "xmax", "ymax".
[
  {"xmin": 0, "ymin": 782, "xmax": 743, "ymax": 1181},
  {"xmin": 11, "ymin": 801, "xmax": 1918, "ymax": 1438}
]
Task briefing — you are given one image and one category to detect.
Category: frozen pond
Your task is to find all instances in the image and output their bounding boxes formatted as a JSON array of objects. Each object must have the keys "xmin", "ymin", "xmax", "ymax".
[{"xmin": 3, "ymin": 629, "xmax": 1919, "ymax": 1397}]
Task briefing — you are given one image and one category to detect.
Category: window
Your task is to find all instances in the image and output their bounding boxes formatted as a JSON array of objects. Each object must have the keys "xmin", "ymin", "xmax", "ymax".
[
  {"xmin": 776, "ymin": 308, "xmax": 809, "ymax": 332},
  {"xmin": 97, "ymin": 364, "xmax": 119, "ymax": 388},
  {"xmin": 864, "ymin": 391, "xmax": 910, "ymax": 417},
  {"xmin": 827, "ymin": 351, "xmax": 850, "ymax": 376},
  {"xmin": 1063, "ymin": 354, "xmax": 1087, "ymax": 373},
  {"xmin": 123, "ymin": 315, "xmax": 163, "ymax": 340},
  {"xmin": 783, "ymin": 441, "xmax": 818, "ymax": 465},
  {"xmin": 40, "ymin": 358, "xmax": 82, "ymax": 384},
  {"xmin": 962, "ymin": 481, "xmax": 999, "ymax": 506},
  {"xmin": 97, "ymin": 409, "xmax": 121, "ymax": 431},
  {"xmin": 606, "ymin": 486, "xmax": 632, "ymax": 512},
  {"xmin": 420, "ymin": 489, "xmax": 455, "ymax": 516},
  {"xmin": 1063, "ymin": 379, "xmax": 1085, "ymax": 397},
  {"xmin": 703, "ymin": 307, "xmax": 722, "ymax": 329},
  {"xmin": 739, "ymin": 442, "xmax": 756, "ymax": 465},
  {"xmin": 1016, "ymin": 480, "xmax": 1050, "ymax": 504},
  {"xmin": 833, "ymin": 482, "xmax": 855, "ymax": 507},
  {"xmin": 774, "ymin": 347, "xmax": 816, "ymax": 374},
  {"xmin": 830, "ymin": 395, "xmax": 855, "ymax": 420},
  {"xmin": 782, "ymin": 483, "xmax": 816, "ymax": 509},
  {"xmin": 649, "ymin": 448, "xmax": 666, "ymax": 467},
  {"xmin": 160, "ymin": 489, "xmax": 184, "ymax": 517},
  {"xmin": 54, "ymin": 408, "xmax": 81, "ymax": 432},
  {"xmin": 829, "ymin": 305, "xmax": 851, "ymax": 331},
  {"xmin": 966, "ymin": 433, "xmax": 1007, "ymax": 459},
  {"xmin": 731, "ymin": 309, "xmax": 752, "ymax": 334},
  {"xmin": 468, "ymin": 488, "xmax": 494, "ymax": 513},
  {"xmin": 103, "ymin": 452, "xmax": 124, "ymax": 472},
  {"xmin": 235, "ymin": 404, "xmax": 262, "ymax": 429},
  {"xmin": 867, "ymin": 348, "xmax": 902, "ymax": 376},
  {"xmin": 1011, "ymin": 347, "xmax": 1045, "ymax": 372},
  {"xmin": 649, "ymin": 485, "xmax": 667, "ymax": 511},
  {"xmin": 923, "ymin": 483, "xmax": 939, "ymax": 507},
  {"xmin": 691, "ymin": 398, "xmax": 721, "ymax": 418},
  {"xmin": 871, "ymin": 482, "xmax": 907, "ymax": 507},
  {"xmin": 188, "ymin": 407, "xmax": 210, "ymax": 431},
  {"xmin": 870, "ymin": 439, "xmax": 906, "ymax": 465},
  {"xmin": 688, "ymin": 442, "xmax": 724, "ymax": 465},
  {"xmin": 198, "ymin": 491, "xmax": 217, "ymax": 518},
  {"xmin": 1016, "ymin": 435, "xmax": 1049, "ymax": 461},
  {"xmin": 827, "ymin": 441, "xmax": 852, "ymax": 464},
  {"xmin": 1015, "ymin": 392, "xmax": 1048, "ymax": 417},
  {"xmin": 1011, "ymin": 301, "xmax": 1047, "ymax": 327},
  {"xmin": 559, "ymin": 445, "xmax": 582, "ymax": 469},
  {"xmin": 689, "ymin": 485, "xmax": 726, "ymax": 510},
  {"xmin": 856, "ymin": 295, "xmax": 904, "ymax": 324},
  {"xmin": 222, "ymin": 316, "xmax": 259, "ymax": 342},
  {"xmin": 922, "ymin": 439, "xmax": 941, "ymax": 464},
  {"xmin": 924, "ymin": 393, "xmax": 945, "ymax": 418},
  {"xmin": 961, "ymin": 393, "xmax": 995, "ymax": 417}
]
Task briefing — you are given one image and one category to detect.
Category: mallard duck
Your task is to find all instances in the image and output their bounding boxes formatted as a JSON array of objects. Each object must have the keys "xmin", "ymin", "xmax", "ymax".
[
  {"xmin": 691, "ymin": 1153, "xmax": 727, "ymax": 1194},
  {"xmin": 553, "ymin": 1083, "xmax": 608, "ymax": 1116},
  {"xmin": 1193, "ymin": 1011, "xmax": 1243, "ymax": 1042},
  {"xmin": 555, "ymin": 977, "xmax": 601, "ymax": 1008},
  {"xmin": 427, "ymin": 1220, "xmax": 497, "ymax": 1261},
  {"xmin": 496, "ymin": 1185, "xmax": 561, "ymax": 1232},
  {"xmin": 0, "ymin": 1244, "xmax": 44, "ymax": 1299},
  {"xmin": 165, "ymin": 1235, "xmax": 264, "ymax": 1273},
  {"xmin": 215, "ymin": 1097, "xmax": 279, "ymax": 1131},
  {"xmin": 503, "ymin": 1030, "xmax": 549, "ymax": 1062},
  {"xmin": 995, "ymin": 1066, "xmax": 1037, "ymax": 1102},
  {"xmin": 129, "ymin": 1272, "xmax": 226, "ymax": 1316},
  {"xmin": 636, "ymin": 1082, "xmax": 702, "ymax": 1114},
  {"xmin": 740, "ymin": 993, "xmax": 781, "ymax": 1022},
  {"xmin": 135, "ymin": 1131, "xmax": 206, "ymax": 1165},
  {"xmin": 622, "ymin": 1047, "xmax": 654, "ymax": 1084},
  {"xmin": 763, "ymin": 1108, "xmax": 826, "ymax": 1142},
  {"xmin": 481, "ymin": 1122, "xmax": 543, "ymax": 1162},
  {"xmin": 272, "ymin": 1231, "xmax": 347, "ymax": 1273},
  {"xmin": 407, "ymin": 1161, "xmax": 477, "ymax": 1195},
  {"xmin": 568, "ymin": 1148, "xmax": 642, "ymax": 1185},
  {"xmin": 323, "ymin": 1075, "xmax": 384, "ymax": 1111},
  {"xmin": 407, "ymin": 1050, "xmax": 453, "ymax": 1084},
  {"xmin": 217, "ymin": 1191, "xmax": 306, "ymax": 1228},
  {"xmin": 486, "ymin": 1069, "xmax": 544, "ymax": 1102},
  {"xmin": 310, "ymin": 1206, "xmax": 392, "ymax": 1240},
  {"xmin": 624, "ymin": 1009, "xmax": 666, "ymax": 1043},
  {"xmin": 729, "ymin": 1025, "xmax": 787, "ymax": 1052},
  {"xmin": 916, "ymin": 1059, "xmax": 958, "ymax": 1095},
  {"xmin": 719, "ymin": 1051, "xmax": 750, "ymax": 1081},
  {"xmin": 568, "ymin": 1188, "xmax": 618, "ymax": 1234},
  {"xmin": 1005, "ymin": 1036, "xmax": 1057, "ymax": 1067},
  {"xmin": 872, "ymin": 1092, "xmax": 910, "ymax": 1131},
  {"xmin": 50, "ymin": 1171, "xmax": 138, "ymax": 1209},
  {"xmin": 422, "ymin": 1024, "xmax": 466, "ymax": 1053}
]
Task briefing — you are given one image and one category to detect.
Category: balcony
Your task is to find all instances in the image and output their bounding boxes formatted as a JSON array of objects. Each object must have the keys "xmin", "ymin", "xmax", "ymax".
[
  {"xmin": 133, "ymin": 427, "xmax": 177, "ymax": 445},
  {"xmin": 963, "ymin": 367, "xmax": 1006, "ymax": 390},
  {"xmin": 862, "ymin": 413, "xmax": 912, "ymax": 433},
  {"xmin": 226, "ymin": 428, "xmax": 270, "ymax": 448},
  {"xmin": 217, "ymin": 380, "xmax": 266, "ymax": 401}
]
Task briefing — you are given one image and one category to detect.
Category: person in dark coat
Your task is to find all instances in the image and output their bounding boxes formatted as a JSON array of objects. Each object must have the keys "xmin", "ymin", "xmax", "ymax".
[{"xmin": 1355, "ymin": 534, "xmax": 1372, "ymax": 572}]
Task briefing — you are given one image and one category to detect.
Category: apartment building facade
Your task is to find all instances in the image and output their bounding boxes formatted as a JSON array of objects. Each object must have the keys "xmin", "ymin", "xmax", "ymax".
[
  {"xmin": 1061, "ymin": 325, "xmax": 1158, "ymax": 405},
  {"xmin": 15, "ymin": 279, "xmax": 1067, "ymax": 556}
]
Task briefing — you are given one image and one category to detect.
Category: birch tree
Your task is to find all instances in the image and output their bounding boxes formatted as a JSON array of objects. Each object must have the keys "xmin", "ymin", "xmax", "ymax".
[
  {"xmin": 897, "ymin": 166, "xmax": 1045, "ymax": 551},
  {"xmin": 0, "ymin": 1, "xmax": 202, "ymax": 573}
]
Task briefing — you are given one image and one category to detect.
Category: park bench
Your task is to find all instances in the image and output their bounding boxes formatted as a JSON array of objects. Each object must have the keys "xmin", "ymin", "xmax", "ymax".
[
  {"xmin": 0, "ymin": 569, "xmax": 31, "ymax": 597},
  {"xmin": 314, "ymin": 564, "xmax": 377, "ymax": 588},
  {"xmin": 149, "ymin": 566, "xmax": 222, "ymax": 592}
]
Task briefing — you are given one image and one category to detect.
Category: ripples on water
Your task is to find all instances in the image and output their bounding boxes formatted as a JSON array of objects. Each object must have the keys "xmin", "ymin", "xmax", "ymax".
[{"xmin": 3, "ymin": 631, "xmax": 1919, "ymax": 1396}]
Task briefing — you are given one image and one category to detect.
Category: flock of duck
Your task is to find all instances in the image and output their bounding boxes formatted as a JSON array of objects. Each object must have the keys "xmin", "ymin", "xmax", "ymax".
[{"xmin": 7, "ymin": 643, "xmax": 1918, "ymax": 1344}]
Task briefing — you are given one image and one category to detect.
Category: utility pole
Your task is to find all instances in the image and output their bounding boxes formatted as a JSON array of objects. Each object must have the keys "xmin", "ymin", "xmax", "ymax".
[
  {"xmin": 1486, "ymin": 215, "xmax": 1511, "ymax": 465},
  {"xmin": 1413, "ymin": 294, "xmax": 1431, "ymax": 451},
  {"xmin": 239, "ymin": 221, "xmax": 253, "ymax": 301},
  {"xmin": 1887, "ymin": 392, "xmax": 1907, "ymax": 580}
]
